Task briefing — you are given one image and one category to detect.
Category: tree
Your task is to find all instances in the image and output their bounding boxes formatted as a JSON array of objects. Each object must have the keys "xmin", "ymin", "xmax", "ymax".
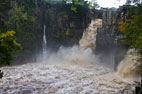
[
  {"xmin": 0, "ymin": 31, "xmax": 21, "ymax": 66},
  {"xmin": 5, "ymin": 6, "xmax": 29, "ymax": 31},
  {"xmin": 5, "ymin": 5, "xmax": 41, "ymax": 62},
  {"xmin": 119, "ymin": 5, "xmax": 142, "ymax": 58},
  {"xmin": 16, "ymin": 0, "xmax": 37, "ymax": 15}
]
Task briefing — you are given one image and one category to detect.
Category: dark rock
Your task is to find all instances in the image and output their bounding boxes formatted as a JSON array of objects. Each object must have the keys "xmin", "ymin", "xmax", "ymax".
[
  {"xmin": 96, "ymin": 8, "xmax": 128, "ymax": 69},
  {"xmin": 36, "ymin": 2, "xmax": 92, "ymax": 51}
]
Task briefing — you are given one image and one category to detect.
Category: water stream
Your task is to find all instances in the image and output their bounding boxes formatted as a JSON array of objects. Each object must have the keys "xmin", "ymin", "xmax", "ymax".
[
  {"xmin": 0, "ymin": 20, "xmax": 139, "ymax": 94},
  {"xmin": 42, "ymin": 25, "xmax": 48, "ymax": 60},
  {"xmin": 0, "ymin": 46, "xmax": 135, "ymax": 94}
]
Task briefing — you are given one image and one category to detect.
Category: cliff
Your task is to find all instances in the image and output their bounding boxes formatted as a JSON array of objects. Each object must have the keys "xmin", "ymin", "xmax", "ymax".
[
  {"xmin": 36, "ymin": 2, "xmax": 92, "ymax": 51},
  {"xmin": 95, "ymin": 8, "xmax": 128, "ymax": 69}
]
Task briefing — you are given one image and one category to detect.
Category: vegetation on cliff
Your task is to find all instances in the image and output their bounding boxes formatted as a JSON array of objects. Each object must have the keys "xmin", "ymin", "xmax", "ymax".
[
  {"xmin": 119, "ymin": 1, "xmax": 142, "ymax": 61},
  {"xmin": 0, "ymin": 0, "xmax": 94, "ymax": 67}
]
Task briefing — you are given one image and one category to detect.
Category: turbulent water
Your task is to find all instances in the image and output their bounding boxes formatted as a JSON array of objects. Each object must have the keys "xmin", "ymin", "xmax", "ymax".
[
  {"xmin": 117, "ymin": 49, "xmax": 142, "ymax": 78},
  {"xmin": 0, "ymin": 20, "xmax": 139, "ymax": 94},
  {"xmin": 0, "ymin": 46, "xmax": 135, "ymax": 94},
  {"xmin": 79, "ymin": 19, "xmax": 102, "ymax": 50}
]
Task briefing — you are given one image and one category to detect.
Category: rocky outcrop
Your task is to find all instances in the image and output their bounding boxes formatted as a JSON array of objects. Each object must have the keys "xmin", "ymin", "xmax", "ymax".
[{"xmin": 96, "ymin": 8, "xmax": 128, "ymax": 69}]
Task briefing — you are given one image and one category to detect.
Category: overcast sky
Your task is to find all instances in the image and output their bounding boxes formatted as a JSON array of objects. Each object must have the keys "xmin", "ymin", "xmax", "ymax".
[{"xmin": 91, "ymin": 0, "xmax": 127, "ymax": 8}]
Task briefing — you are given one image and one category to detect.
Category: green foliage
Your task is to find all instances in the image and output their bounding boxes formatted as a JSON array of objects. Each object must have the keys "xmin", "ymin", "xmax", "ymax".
[
  {"xmin": 5, "ymin": 6, "xmax": 40, "ymax": 60},
  {"xmin": 42, "ymin": 0, "xmax": 91, "ymax": 13},
  {"xmin": 0, "ymin": 0, "xmax": 92, "ymax": 64},
  {"xmin": 0, "ymin": 0, "xmax": 41, "ymax": 64},
  {"xmin": 5, "ymin": 7, "xmax": 29, "ymax": 30},
  {"xmin": 66, "ymin": 28, "xmax": 70, "ymax": 36},
  {"xmin": 120, "ymin": 5, "xmax": 142, "ymax": 58},
  {"xmin": 5, "ymin": 6, "xmax": 36, "ymax": 31},
  {"xmin": 119, "ymin": 4, "xmax": 142, "ymax": 91},
  {"xmin": 71, "ymin": 5, "xmax": 77, "ymax": 13},
  {"xmin": 72, "ymin": 0, "xmax": 85, "ymax": 6},
  {"xmin": 0, "ymin": 31, "xmax": 21, "ymax": 65},
  {"xmin": 16, "ymin": 0, "xmax": 37, "ymax": 14},
  {"xmin": 67, "ymin": 0, "xmax": 91, "ymax": 13},
  {"xmin": 5, "ymin": 6, "xmax": 36, "ymax": 38}
]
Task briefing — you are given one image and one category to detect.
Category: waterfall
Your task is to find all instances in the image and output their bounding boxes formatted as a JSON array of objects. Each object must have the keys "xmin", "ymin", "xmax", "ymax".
[
  {"xmin": 42, "ymin": 25, "xmax": 47, "ymax": 60},
  {"xmin": 79, "ymin": 19, "xmax": 102, "ymax": 50},
  {"xmin": 117, "ymin": 49, "xmax": 142, "ymax": 78}
]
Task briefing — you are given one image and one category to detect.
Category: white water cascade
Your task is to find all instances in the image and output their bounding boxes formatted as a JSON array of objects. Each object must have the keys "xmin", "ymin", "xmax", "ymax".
[
  {"xmin": 79, "ymin": 19, "xmax": 102, "ymax": 50},
  {"xmin": 0, "ymin": 20, "xmax": 136, "ymax": 94},
  {"xmin": 42, "ymin": 25, "xmax": 48, "ymax": 60}
]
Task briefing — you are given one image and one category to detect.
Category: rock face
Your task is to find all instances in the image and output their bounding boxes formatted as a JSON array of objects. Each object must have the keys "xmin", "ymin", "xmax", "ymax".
[
  {"xmin": 36, "ymin": 2, "xmax": 91, "ymax": 51},
  {"xmin": 79, "ymin": 19, "xmax": 102, "ymax": 50},
  {"xmin": 96, "ymin": 8, "xmax": 128, "ymax": 69},
  {"xmin": 12, "ymin": 1, "xmax": 92, "ymax": 64}
]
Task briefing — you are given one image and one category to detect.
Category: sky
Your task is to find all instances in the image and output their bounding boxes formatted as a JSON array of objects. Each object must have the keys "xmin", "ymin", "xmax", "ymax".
[{"xmin": 91, "ymin": 0, "xmax": 127, "ymax": 8}]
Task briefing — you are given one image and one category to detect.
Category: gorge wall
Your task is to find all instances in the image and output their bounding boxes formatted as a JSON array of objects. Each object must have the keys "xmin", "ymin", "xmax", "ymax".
[
  {"xmin": 79, "ymin": 7, "xmax": 128, "ymax": 69},
  {"xmin": 36, "ymin": 2, "xmax": 92, "ymax": 51},
  {"xmin": 78, "ymin": 8, "xmax": 129, "ymax": 70},
  {"xmin": 95, "ymin": 8, "xmax": 128, "ymax": 69},
  {"xmin": 12, "ymin": 1, "xmax": 93, "ymax": 64},
  {"xmin": 11, "ymin": 0, "xmax": 130, "ymax": 68},
  {"xmin": 79, "ymin": 7, "xmax": 141, "ymax": 77}
]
